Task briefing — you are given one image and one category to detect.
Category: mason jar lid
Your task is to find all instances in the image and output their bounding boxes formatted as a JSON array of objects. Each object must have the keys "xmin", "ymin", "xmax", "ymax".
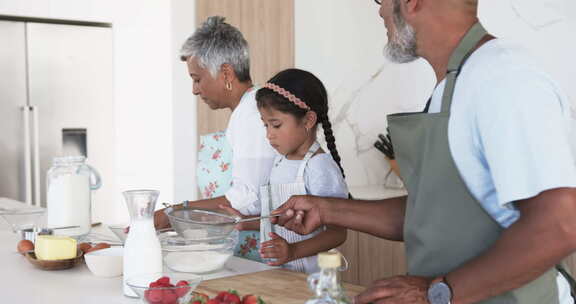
[
  {"xmin": 318, "ymin": 249, "xmax": 342, "ymax": 268},
  {"xmin": 52, "ymin": 155, "xmax": 86, "ymax": 165}
]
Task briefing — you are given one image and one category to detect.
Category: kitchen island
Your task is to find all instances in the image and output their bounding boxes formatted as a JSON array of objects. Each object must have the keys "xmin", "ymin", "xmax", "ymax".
[
  {"xmin": 0, "ymin": 225, "xmax": 364, "ymax": 303},
  {"xmin": 0, "ymin": 226, "xmax": 274, "ymax": 304}
]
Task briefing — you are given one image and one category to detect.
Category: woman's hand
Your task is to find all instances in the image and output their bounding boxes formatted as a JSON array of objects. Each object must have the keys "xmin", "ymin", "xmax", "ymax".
[
  {"xmin": 260, "ymin": 232, "xmax": 295, "ymax": 266},
  {"xmin": 154, "ymin": 208, "xmax": 171, "ymax": 230}
]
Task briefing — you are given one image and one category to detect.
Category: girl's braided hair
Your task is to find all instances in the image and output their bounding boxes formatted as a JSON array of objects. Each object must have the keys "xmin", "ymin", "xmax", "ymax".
[{"xmin": 256, "ymin": 69, "xmax": 345, "ymax": 179}]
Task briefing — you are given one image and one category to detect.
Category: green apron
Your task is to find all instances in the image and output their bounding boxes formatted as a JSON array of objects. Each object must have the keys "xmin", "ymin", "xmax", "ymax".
[{"xmin": 387, "ymin": 23, "xmax": 568, "ymax": 303}]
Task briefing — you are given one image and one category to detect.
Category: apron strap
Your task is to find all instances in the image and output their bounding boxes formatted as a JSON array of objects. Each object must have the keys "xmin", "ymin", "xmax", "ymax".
[
  {"xmin": 440, "ymin": 23, "xmax": 488, "ymax": 113},
  {"xmin": 295, "ymin": 142, "xmax": 321, "ymax": 183},
  {"xmin": 556, "ymin": 264, "xmax": 576, "ymax": 300}
]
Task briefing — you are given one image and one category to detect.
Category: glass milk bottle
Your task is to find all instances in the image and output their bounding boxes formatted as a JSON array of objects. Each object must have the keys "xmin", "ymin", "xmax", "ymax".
[
  {"xmin": 306, "ymin": 250, "xmax": 351, "ymax": 304},
  {"xmin": 46, "ymin": 156, "xmax": 101, "ymax": 238},
  {"xmin": 122, "ymin": 190, "xmax": 163, "ymax": 297}
]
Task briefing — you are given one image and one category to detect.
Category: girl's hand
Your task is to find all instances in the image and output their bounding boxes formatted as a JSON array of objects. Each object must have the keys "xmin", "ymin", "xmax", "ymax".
[
  {"xmin": 218, "ymin": 204, "xmax": 255, "ymax": 231},
  {"xmin": 260, "ymin": 232, "xmax": 295, "ymax": 266}
]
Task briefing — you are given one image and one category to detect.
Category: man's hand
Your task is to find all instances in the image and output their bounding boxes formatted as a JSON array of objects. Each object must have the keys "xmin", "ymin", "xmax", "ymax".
[
  {"xmin": 154, "ymin": 208, "xmax": 171, "ymax": 230},
  {"xmin": 260, "ymin": 232, "xmax": 295, "ymax": 266},
  {"xmin": 271, "ymin": 195, "xmax": 325, "ymax": 235},
  {"xmin": 354, "ymin": 275, "xmax": 431, "ymax": 304}
]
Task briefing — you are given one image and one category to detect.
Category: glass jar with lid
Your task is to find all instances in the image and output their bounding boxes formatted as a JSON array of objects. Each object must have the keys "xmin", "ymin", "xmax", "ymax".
[{"xmin": 46, "ymin": 156, "xmax": 101, "ymax": 238}]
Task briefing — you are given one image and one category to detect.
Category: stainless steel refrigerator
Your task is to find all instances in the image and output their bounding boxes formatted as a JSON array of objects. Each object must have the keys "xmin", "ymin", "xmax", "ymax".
[{"xmin": 0, "ymin": 19, "xmax": 116, "ymax": 223}]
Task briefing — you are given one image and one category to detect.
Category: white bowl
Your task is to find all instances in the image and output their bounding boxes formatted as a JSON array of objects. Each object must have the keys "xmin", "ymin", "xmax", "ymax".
[{"xmin": 85, "ymin": 247, "xmax": 123, "ymax": 277}]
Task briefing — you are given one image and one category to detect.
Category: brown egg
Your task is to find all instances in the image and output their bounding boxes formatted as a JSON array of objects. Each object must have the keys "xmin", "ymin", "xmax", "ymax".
[
  {"xmin": 17, "ymin": 240, "xmax": 34, "ymax": 255},
  {"xmin": 85, "ymin": 242, "xmax": 111, "ymax": 253},
  {"xmin": 93, "ymin": 242, "xmax": 111, "ymax": 250},
  {"xmin": 77, "ymin": 242, "xmax": 92, "ymax": 253}
]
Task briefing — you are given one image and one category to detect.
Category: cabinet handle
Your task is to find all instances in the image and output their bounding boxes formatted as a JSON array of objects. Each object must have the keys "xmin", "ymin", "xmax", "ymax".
[
  {"xmin": 21, "ymin": 106, "xmax": 32, "ymax": 205},
  {"xmin": 31, "ymin": 106, "xmax": 41, "ymax": 207}
]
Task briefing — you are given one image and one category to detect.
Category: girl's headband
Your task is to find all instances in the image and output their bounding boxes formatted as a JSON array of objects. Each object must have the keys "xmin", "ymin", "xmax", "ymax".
[{"xmin": 263, "ymin": 83, "xmax": 311, "ymax": 111}]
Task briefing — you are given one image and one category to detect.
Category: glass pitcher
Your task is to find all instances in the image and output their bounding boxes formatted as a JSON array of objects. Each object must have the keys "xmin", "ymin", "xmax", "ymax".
[
  {"xmin": 46, "ymin": 156, "xmax": 101, "ymax": 238},
  {"xmin": 122, "ymin": 190, "xmax": 163, "ymax": 297}
]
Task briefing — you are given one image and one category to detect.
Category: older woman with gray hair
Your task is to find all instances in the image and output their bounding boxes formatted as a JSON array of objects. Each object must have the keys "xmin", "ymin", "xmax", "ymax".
[{"xmin": 154, "ymin": 16, "xmax": 275, "ymax": 240}]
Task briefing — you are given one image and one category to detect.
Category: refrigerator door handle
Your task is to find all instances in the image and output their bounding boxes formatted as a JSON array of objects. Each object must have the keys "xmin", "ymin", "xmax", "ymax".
[
  {"xmin": 21, "ymin": 106, "xmax": 32, "ymax": 205},
  {"xmin": 31, "ymin": 106, "xmax": 41, "ymax": 207}
]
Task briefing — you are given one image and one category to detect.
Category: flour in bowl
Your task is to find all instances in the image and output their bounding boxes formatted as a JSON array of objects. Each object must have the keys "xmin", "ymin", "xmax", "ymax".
[
  {"xmin": 164, "ymin": 251, "xmax": 232, "ymax": 273},
  {"xmin": 181, "ymin": 229, "xmax": 209, "ymax": 240}
]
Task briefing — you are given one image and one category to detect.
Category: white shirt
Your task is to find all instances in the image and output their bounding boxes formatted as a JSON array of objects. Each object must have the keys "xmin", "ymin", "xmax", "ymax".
[
  {"xmin": 225, "ymin": 88, "xmax": 276, "ymax": 215},
  {"xmin": 428, "ymin": 38, "xmax": 576, "ymax": 304}
]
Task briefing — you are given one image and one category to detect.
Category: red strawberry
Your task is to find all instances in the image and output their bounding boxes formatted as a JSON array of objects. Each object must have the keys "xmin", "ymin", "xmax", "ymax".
[
  {"xmin": 216, "ymin": 291, "xmax": 229, "ymax": 301},
  {"xmin": 144, "ymin": 290, "xmax": 152, "ymax": 302},
  {"xmin": 147, "ymin": 289, "xmax": 163, "ymax": 302},
  {"xmin": 162, "ymin": 289, "xmax": 178, "ymax": 304},
  {"xmin": 191, "ymin": 302, "xmax": 202, "ymax": 304},
  {"xmin": 156, "ymin": 276, "xmax": 171, "ymax": 286},
  {"xmin": 242, "ymin": 295, "xmax": 257, "ymax": 304},
  {"xmin": 224, "ymin": 293, "xmax": 241, "ymax": 304},
  {"xmin": 175, "ymin": 280, "xmax": 191, "ymax": 297},
  {"xmin": 150, "ymin": 282, "xmax": 162, "ymax": 288},
  {"xmin": 207, "ymin": 299, "xmax": 220, "ymax": 304}
]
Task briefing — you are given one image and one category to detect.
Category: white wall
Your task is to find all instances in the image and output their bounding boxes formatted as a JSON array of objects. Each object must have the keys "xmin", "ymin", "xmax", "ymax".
[
  {"xmin": 0, "ymin": 0, "xmax": 198, "ymax": 223},
  {"xmin": 295, "ymin": 0, "xmax": 576, "ymax": 199},
  {"xmin": 171, "ymin": 0, "xmax": 198, "ymax": 204}
]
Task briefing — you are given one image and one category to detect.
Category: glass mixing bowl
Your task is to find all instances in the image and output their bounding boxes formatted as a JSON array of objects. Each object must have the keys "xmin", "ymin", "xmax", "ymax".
[
  {"xmin": 0, "ymin": 208, "xmax": 45, "ymax": 233},
  {"xmin": 126, "ymin": 272, "xmax": 202, "ymax": 304},
  {"xmin": 158, "ymin": 229, "xmax": 237, "ymax": 274}
]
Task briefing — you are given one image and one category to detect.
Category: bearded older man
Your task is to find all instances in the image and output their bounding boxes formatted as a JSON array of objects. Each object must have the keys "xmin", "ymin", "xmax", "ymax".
[{"xmin": 271, "ymin": 0, "xmax": 576, "ymax": 303}]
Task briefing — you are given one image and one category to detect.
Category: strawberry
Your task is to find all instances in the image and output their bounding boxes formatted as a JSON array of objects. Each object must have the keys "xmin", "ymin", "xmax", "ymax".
[
  {"xmin": 175, "ymin": 280, "xmax": 190, "ymax": 297},
  {"xmin": 162, "ymin": 289, "xmax": 178, "ymax": 304},
  {"xmin": 147, "ymin": 289, "xmax": 163, "ymax": 303},
  {"xmin": 207, "ymin": 299, "xmax": 220, "ymax": 304},
  {"xmin": 223, "ymin": 292, "xmax": 241, "ymax": 304},
  {"xmin": 191, "ymin": 302, "xmax": 202, "ymax": 304},
  {"xmin": 242, "ymin": 295, "xmax": 257, "ymax": 304},
  {"xmin": 149, "ymin": 282, "xmax": 162, "ymax": 288},
  {"xmin": 144, "ymin": 290, "xmax": 152, "ymax": 302},
  {"xmin": 242, "ymin": 294, "xmax": 266, "ymax": 304},
  {"xmin": 156, "ymin": 276, "xmax": 171, "ymax": 286},
  {"xmin": 216, "ymin": 291, "xmax": 229, "ymax": 301}
]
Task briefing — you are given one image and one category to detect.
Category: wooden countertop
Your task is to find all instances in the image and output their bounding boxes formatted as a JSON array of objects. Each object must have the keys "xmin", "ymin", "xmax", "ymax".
[{"xmin": 196, "ymin": 269, "xmax": 365, "ymax": 303}]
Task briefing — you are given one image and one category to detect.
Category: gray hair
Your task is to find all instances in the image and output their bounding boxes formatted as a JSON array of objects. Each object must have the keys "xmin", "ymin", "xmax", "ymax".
[
  {"xmin": 180, "ymin": 16, "xmax": 251, "ymax": 82},
  {"xmin": 384, "ymin": 0, "xmax": 418, "ymax": 63}
]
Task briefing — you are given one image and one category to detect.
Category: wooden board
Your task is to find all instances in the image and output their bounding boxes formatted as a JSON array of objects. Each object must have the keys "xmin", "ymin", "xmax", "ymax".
[{"xmin": 195, "ymin": 269, "xmax": 365, "ymax": 304}]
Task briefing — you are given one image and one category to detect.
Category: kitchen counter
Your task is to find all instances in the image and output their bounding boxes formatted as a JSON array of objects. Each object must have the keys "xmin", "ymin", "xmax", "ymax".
[{"xmin": 0, "ymin": 227, "xmax": 274, "ymax": 304}]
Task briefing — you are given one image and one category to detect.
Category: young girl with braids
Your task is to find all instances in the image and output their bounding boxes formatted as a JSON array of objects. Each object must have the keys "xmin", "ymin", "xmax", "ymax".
[{"xmin": 254, "ymin": 68, "xmax": 348, "ymax": 274}]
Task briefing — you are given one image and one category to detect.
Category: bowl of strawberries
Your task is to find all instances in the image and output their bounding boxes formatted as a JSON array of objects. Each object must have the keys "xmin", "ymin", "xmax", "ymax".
[{"xmin": 126, "ymin": 272, "xmax": 202, "ymax": 304}]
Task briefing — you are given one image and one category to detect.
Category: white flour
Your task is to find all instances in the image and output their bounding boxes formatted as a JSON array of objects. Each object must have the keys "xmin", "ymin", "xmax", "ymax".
[
  {"xmin": 181, "ymin": 228, "xmax": 209, "ymax": 240},
  {"xmin": 164, "ymin": 250, "xmax": 231, "ymax": 273}
]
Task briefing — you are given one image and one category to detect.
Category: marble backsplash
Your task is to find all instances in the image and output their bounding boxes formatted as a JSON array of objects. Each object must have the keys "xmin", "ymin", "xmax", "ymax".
[{"xmin": 308, "ymin": 0, "xmax": 574, "ymax": 200}]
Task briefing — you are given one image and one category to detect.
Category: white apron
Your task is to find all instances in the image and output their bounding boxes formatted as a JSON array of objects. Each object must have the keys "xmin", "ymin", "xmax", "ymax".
[{"xmin": 260, "ymin": 142, "xmax": 323, "ymax": 273}]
